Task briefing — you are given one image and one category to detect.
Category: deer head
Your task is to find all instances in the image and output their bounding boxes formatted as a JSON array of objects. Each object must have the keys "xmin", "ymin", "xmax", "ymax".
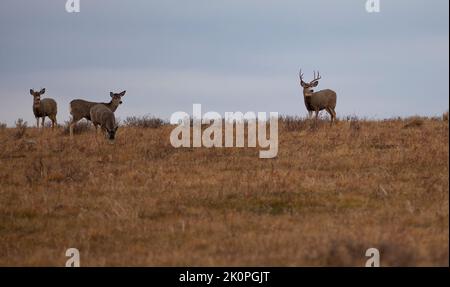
[
  {"xmin": 110, "ymin": 90, "xmax": 126, "ymax": 106},
  {"xmin": 106, "ymin": 125, "xmax": 119, "ymax": 141},
  {"xmin": 299, "ymin": 70, "xmax": 321, "ymax": 96},
  {"xmin": 30, "ymin": 88, "xmax": 46, "ymax": 106}
]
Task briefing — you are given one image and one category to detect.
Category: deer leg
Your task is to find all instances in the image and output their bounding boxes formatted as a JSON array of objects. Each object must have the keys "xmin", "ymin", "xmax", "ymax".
[
  {"xmin": 36, "ymin": 118, "xmax": 40, "ymax": 129},
  {"xmin": 49, "ymin": 116, "xmax": 53, "ymax": 129},
  {"xmin": 69, "ymin": 124, "xmax": 74, "ymax": 137},
  {"xmin": 101, "ymin": 126, "xmax": 107, "ymax": 138},
  {"xmin": 51, "ymin": 116, "xmax": 57, "ymax": 130},
  {"xmin": 329, "ymin": 108, "xmax": 336, "ymax": 125},
  {"xmin": 69, "ymin": 120, "xmax": 76, "ymax": 138},
  {"xmin": 314, "ymin": 110, "xmax": 320, "ymax": 127},
  {"xmin": 41, "ymin": 117, "xmax": 45, "ymax": 129},
  {"xmin": 69, "ymin": 117, "xmax": 80, "ymax": 138},
  {"xmin": 94, "ymin": 125, "xmax": 99, "ymax": 145},
  {"xmin": 308, "ymin": 110, "xmax": 313, "ymax": 119},
  {"xmin": 326, "ymin": 108, "xmax": 334, "ymax": 125}
]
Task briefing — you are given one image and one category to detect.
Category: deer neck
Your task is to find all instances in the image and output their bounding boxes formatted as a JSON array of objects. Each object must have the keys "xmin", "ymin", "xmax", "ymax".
[
  {"xmin": 106, "ymin": 101, "xmax": 119, "ymax": 112},
  {"xmin": 33, "ymin": 97, "xmax": 41, "ymax": 110},
  {"xmin": 303, "ymin": 90, "xmax": 314, "ymax": 98}
]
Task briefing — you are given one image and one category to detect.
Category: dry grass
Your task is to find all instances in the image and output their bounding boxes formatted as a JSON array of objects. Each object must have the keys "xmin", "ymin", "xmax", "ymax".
[
  {"xmin": 0, "ymin": 117, "xmax": 448, "ymax": 266},
  {"xmin": 61, "ymin": 120, "xmax": 92, "ymax": 136},
  {"xmin": 13, "ymin": 119, "xmax": 28, "ymax": 140},
  {"xmin": 123, "ymin": 116, "xmax": 166, "ymax": 129},
  {"xmin": 403, "ymin": 117, "xmax": 425, "ymax": 129}
]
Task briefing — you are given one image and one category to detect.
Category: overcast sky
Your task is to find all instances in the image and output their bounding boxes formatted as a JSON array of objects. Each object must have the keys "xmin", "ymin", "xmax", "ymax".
[{"xmin": 0, "ymin": 0, "xmax": 448, "ymax": 126}]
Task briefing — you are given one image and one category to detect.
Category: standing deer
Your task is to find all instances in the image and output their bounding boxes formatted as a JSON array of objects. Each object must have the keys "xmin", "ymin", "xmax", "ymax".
[
  {"xmin": 69, "ymin": 91, "xmax": 125, "ymax": 137},
  {"xmin": 30, "ymin": 88, "xmax": 58, "ymax": 129},
  {"xmin": 299, "ymin": 70, "xmax": 337, "ymax": 124},
  {"xmin": 90, "ymin": 104, "xmax": 118, "ymax": 141}
]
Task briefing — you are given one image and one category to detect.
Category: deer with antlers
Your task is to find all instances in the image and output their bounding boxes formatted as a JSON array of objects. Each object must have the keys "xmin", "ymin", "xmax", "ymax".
[{"xmin": 299, "ymin": 69, "xmax": 337, "ymax": 125}]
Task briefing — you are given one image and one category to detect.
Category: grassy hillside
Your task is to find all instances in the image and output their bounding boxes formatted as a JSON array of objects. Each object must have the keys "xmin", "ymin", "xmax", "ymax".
[{"xmin": 0, "ymin": 117, "xmax": 448, "ymax": 266}]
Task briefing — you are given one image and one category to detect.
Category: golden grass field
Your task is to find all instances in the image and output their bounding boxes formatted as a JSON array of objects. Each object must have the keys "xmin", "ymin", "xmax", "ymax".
[{"xmin": 0, "ymin": 116, "xmax": 448, "ymax": 266}]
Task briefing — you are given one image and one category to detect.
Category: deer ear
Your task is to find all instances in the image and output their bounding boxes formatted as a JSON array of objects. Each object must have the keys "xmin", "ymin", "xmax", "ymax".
[
  {"xmin": 40, "ymin": 88, "xmax": 46, "ymax": 94},
  {"xmin": 30, "ymin": 89, "xmax": 34, "ymax": 95},
  {"xmin": 119, "ymin": 90, "xmax": 126, "ymax": 97},
  {"xmin": 311, "ymin": 81, "xmax": 319, "ymax": 87}
]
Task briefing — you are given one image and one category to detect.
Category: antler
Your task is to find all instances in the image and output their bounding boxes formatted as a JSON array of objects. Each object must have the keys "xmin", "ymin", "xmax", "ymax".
[
  {"xmin": 312, "ymin": 70, "xmax": 322, "ymax": 83},
  {"xmin": 299, "ymin": 69, "xmax": 304, "ymax": 83}
]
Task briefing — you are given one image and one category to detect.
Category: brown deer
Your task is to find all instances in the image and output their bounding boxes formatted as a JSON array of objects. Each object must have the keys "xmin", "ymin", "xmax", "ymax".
[
  {"xmin": 30, "ymin": 88, "xmax": 58, "ymax": 129},
  {"xmin": 69, "ymin": 91, "xmax": 125, "ymax": 137},
  {"xmin": 90, "ymin": 104, "xmax": 118, "ymax": 141},
  {"xmin": 299, "ymin": 70, "xmax": 337, "ymax": 124}
]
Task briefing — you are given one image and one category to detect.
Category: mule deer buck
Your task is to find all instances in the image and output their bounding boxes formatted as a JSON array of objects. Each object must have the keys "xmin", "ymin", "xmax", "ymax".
[
  {"xmin": 90, "ymin": 104, "xmax": 118, "ymax": 141},
  {"xmin": 69, "ymin": 91, "xmax": 125, "ymax": 137},
  {"xmin": 299, "ymin": 70, "xmax": 337, "ymax": 125},
  {"xmin": 30, "ymin": 88, "xmax": 58, "ymax": 129}
]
